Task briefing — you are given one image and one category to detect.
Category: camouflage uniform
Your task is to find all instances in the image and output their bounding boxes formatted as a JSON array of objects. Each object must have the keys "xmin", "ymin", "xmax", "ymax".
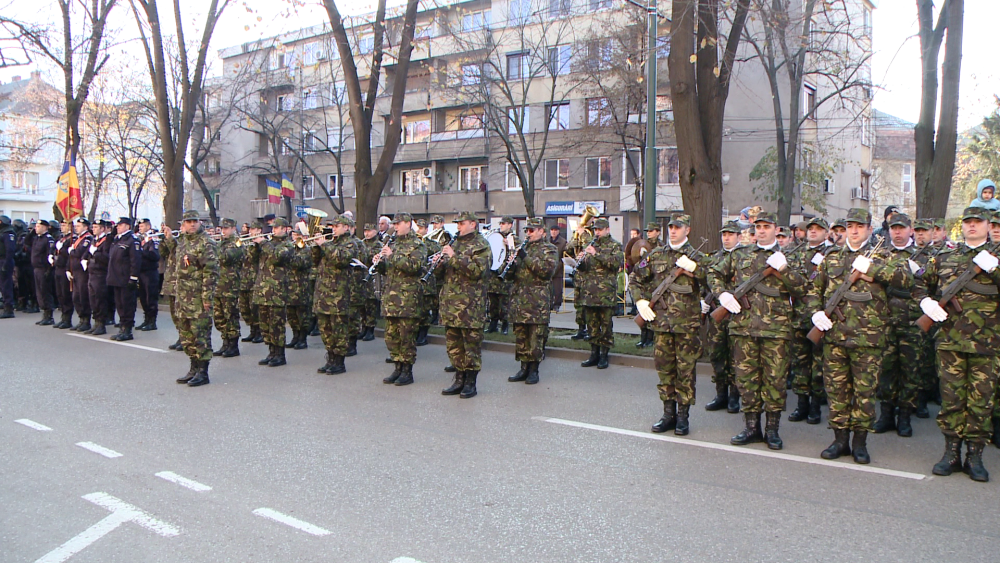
[
  {"xmin": 574, "ymin": 220, "xmax": 624, "ymax": 355},
  {"xmin": 253, "ymin": 222, "xmax": 299, "ymax": 365},
  {"xmin": 239, "ymin": 221, "xmax": 262, "ymax": 342},
  {"xmin": 909, "ymin": 227, "xmax": 939, "ymax": 416},
  {"xmin": 380, "ymin": 224, "xmax": 427, "ymax": 368},
  {"xmin": 567, "ymin": 229, "xmax": 594, "ymax": 338},
  {"xmin": 419, "ymin": 228, "xmax": 442, "ymax": 341},
  {"xmin": 507, "ymin": 219, "xmax": 557, "ymax": 383},
  {"xmin": 704, "ymin": 221, "xmax": 742, "ymax": 413},
  {"xmin": 486, "ymin": 218, "xmax": 517, "ymax": 332},
  {"xmin": 346, "ymin": 233, "xmax": 366, "ymax": 343},
  {"xmin": 312, "ymin": 220, "xmax": 357, "ymax": 373},
  {"xmin": 360, "ymin": 234, "xmax": 383, "ymax": 334},
  {"xmin": 285, "ymin": 242, "xmax": 314, "ymax": 348},
  {"xmin": 212, "ymin": 223, "xmax": 243, "ymax": 349},
  {"xmin": 439, "ymin": 215, "xmax": 491, "ymax": 372},
  {"xmin": 173, "ymin": 219, "xmax": 219, "ymax": 372},
  {"xmin": 159, "ymin": 233, "xmax": 180, "ymax": 346}
]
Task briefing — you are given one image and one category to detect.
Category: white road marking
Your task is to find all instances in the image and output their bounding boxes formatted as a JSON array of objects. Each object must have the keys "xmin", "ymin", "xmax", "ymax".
[
  {"xmin": 34, "ymin": 492, "xmax": 179, "ymax": 563},
  {"xmin": 15, "ymin": 419, "xmax": 53, "ymax": 432},
  {"xmin": 534, "ymin": 416, "xmax": 927, "ymax": 481},
  {"xmin": 75, "ymin": 442, "xmax": 122, "ymax": 459},
  {"xmin": 155, "ymin": 471, "xmax": 212, "ymax": 492},
  {"xmin": 390, "ymin": 558, "xmax": 427, "ymax": 563},
  {"xmin": 66, "ymin": 332, "xmax": 168, "ymax": 353},
  {"xmin": 252, "ymin": 508, "xmax": 331, "ymax": 536}
]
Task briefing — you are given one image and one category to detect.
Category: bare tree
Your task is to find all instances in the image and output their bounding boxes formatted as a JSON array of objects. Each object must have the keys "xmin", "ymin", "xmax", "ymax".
[
  {"xmin": 0, "ymin": 5, "xmax": 43, "ymax": 68},
  {"xmin": 914, "ymin": 0, "xmax": 963, "ymax": 219}
]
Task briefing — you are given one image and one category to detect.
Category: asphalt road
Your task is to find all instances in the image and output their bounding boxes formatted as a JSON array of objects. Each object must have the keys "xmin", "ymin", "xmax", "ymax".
[{"xmin": 2, "ymin": 314, "xmax": 1000, "ymax": 563}]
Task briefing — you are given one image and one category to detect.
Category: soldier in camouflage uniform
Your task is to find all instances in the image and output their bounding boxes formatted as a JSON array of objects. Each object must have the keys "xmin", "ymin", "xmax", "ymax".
[
  {"xmin": 568, "ymin": 220, "xmax": 593, "ymax": 341},
  {"xmin": 253, "ymin": 218, "xmax": 300, "ymax": 367},
  {"xmin": 915, "ymin": 207, "xmax": 1000, "ymax": 482},
  {"xmin": 704, "ymin": 220, "xmax": 743, "ymax": 414},
  {"xmin": 830, "ymin": 219, "xmax": 847, "ymax": 247},
  {"xmin": 344, "ymin": 220, "xmax": 365, "ymax": 356},
  {"xmin": 631, "ymin": 214, "xmax": 707, "ymax": 435},
  {"xmin": 212, "ymin": 218, "xmax": 243, "ymax": 358},
  {"xmin": 506, "ymin": 217, "xmax": 557, "ymax": 385},
  {"xmin": 239, "ymin": 221, "xmax": 263, "ymax": 344},
  {"xmin": 172, "ymin": 210, "xmax": 219, "ymax": 387},
  {"xmin": 415, "ymin": 218, "xmax": 441, "ymax": 346},
  {"xmin": 911, "ymin": 218, "xmax": 937, "ymax": 419},
  {"xmin": 438, "ymin": 211, "xmax": 491, "ymax": 398},
  {"xmin": 312, "ymin": 216, "xmax": 357, "ymax": 375},
  {"xmin": 285, "ymin": 229, "xmax": 314, "ymax": 350},
  {"xmin": 991, "ymin": 212, "xmax": 1000, "ymax": 447},
  {"xmin": 427, "ymin": 214, "xmax": 451, "ymax": 325},
  {"xmin": 807, "ymin": 208, "xmax": 912, "ymax": 464},
  {"xmin": 634, "ymin": 222, "xmax": 663, "ymax": 349},
  {"xmin": 159, "ymin": 225, "xmax": 183, "ymax": 350},
  {"xmin": 485, "ymin": 215, "xmax": 516, "ymax": 334},
  {"xmin": 575, "ymin": 217, "xmax": 624, "ymax": 370},
  {"xmin": 378, "ymin": 213, "xmax": 427, "ymax": 386},
  {"xmin": 709, "ymin": 211, "xmax": 807, "ymax": 451},
  {"xmin": 359, "ymin": 223, "xmax": 382, "ymax": 341}
]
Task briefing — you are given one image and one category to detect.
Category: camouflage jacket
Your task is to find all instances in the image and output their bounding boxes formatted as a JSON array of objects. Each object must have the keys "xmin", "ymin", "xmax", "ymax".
[
  {"xmin": 348, "ymin": 237, "xmax": 368, "ymax": 308},
  {"xmin": 159, "ymin": 235, "xmax": 178, "ymax": 297},
  {"xmin": 487, "ymin": 231, "xmax": 519, "ymax": 295},
  {"xmin": 805, "ymin": 241, "xmax": 912, "ymax": 349},
  {"xmin": 508, "ymin": 238, "xmax": 558, "ymax": 324},
  {"xmin": 312, "ymin": 233, "xmax": 357, "ymax": 316},
  {"xmin": 252, "ymin": 234, "xmax": 298, "ymax": 307},
  {"xmin": 883, "ymin": 243, "xmax": 926, "ymax": 325},
  {"xmin": 574, "ymin": 234, "xmax": 623, "ymax": 308},
  {"xmin": 360, "ymin": 236, "xmax": 383, "ymax": 300},
  {"xmin": 914, "ymin": 242, "xmax": 1000, "ymax": 355},
  {"xmin": 421, "ymin": 237, "xmax": 442, "ymax": 297},
  {"xmin": 286, "ymin": 244, "xmax": 313, "ymax": 306},
  {"xmin": 438, "ymin": 231, "xmax": 491, "ymax": 329},
  {"xmin": 173, "ymin": 228, "xmax": 219, "ymax": 320},
  {"xmin": 708, "ymin": 243, "xmax": 808, "ymax": 340},
  {"xmin": 215, "ymin": 234, "xmax": 243, "ymax": 299},
  {"xmin": 239, "ymin": 240, "xmax": 259, "ymax": 292},
  {"xmin": 378, "ymin": 231, "xmax": 427, "ymax": 318},
  {"xmin": 788, "ymin": 242, "xmax": 837, "ymax": 329},
  {"xmin": 631, "ymin": 240, "xmax": 708, "ymax": 334}
]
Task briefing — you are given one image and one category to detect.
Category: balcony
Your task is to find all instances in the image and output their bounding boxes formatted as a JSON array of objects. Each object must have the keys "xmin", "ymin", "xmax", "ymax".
[{"xmin": 378, "ymin": 189, "xmax": 487, "ymax": 216}]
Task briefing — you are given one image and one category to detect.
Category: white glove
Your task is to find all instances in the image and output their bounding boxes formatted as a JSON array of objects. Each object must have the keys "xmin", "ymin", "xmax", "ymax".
[
  {"xmin": 700, "ymin": 299, "xmax": 710, "ymax": 314},
  {"xmin": 811, "ymin": 252, "xmax": 825, "ymax": 266},
  {"xmin": 56, "ymin": 241, "xmax": 63, "ymax": 251},
  {"xmin": 66, "ymin": 271, "xmax": 73, "ymax": 281},
  {"xmin": 81, "ymin": 260, "xmax": 88, "ymax": 271},
  {"xmin": 811, "ymin": 310, "xmax": 833, "ymax": 331},
  {"xmin": 719, "ymin": 291, "xmax": 741, "ymax": 314},
  {"xmin": 974, "ymin": 250, "xmax": 999, "ymax": 273},
  {"xmin": 852, "ymin": 255, "xmax": 871, "ymax": 274},
  {"xmin": 908, "ymin": 259, "xmax": 920, "ymax": 274},
  {"xmin": 635, "ymin": 299, "xmax": 656, "ymax": 322},
  {"xmin": 766, "ymin": 251, "xmax": 787, "ymax": 271},
  {"xmin": 920, "ymin": 297, "xmax": 948, "ymax": 323},
  {"xmin": 89, "ymin": 245, "xmax": 98, "ymax": 255},
  {"xmin": 47, "ymin": 255, "xmax": 54, "ymax": 265},
  {"xmin": 675, "ymin": 255, "xmax": 697, "ymax": 272}
]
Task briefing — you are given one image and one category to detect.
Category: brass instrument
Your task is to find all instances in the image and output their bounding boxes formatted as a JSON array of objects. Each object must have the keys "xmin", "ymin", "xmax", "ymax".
[
  {"xmin": 304, "ymin": 208, "xmax": 328, "ymax": 235},
  {"xmin": 565, "ymin": 204, "xmax": 600, "ymax": 258},
  {"xmin": 296, "ymin": 231, "xmax": 332, "ymax": 248},
  {"xmin": 424, "ymin": 227, "xmax": 452, "ymax": 245}
]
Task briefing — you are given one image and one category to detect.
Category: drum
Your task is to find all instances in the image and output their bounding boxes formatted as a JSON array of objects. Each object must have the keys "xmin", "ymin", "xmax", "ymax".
[{"xmin": 486, "ymin": 231, "xmax": 507, "ymax": 271}]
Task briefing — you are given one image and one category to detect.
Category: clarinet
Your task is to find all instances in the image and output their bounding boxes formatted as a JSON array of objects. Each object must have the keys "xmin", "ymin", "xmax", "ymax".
[
  {"xmin": 498, "ymin": 238, "xmax": 528, "ymax": 280},
  {"xmin": 420, "ymin": 241, "xmax": 453, "ymax": 283},
  {"xmin": 363, "ymin": 235, "xmax": 395, "ymax": 283}
]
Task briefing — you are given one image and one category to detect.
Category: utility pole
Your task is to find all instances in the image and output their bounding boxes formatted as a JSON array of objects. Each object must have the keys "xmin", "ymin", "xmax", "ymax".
[{"xmin": 642, "ymin": 0, "xmax": 658, "ymax": 226}]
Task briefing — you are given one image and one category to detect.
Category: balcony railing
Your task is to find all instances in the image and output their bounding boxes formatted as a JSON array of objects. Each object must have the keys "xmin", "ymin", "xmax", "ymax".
[{"xmin": 429, "ymin": 129, "xmax": 484, "ymax": 142}]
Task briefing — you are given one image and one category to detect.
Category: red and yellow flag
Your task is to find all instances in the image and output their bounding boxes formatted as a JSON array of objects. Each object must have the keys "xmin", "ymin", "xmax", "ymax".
[
  {"xmin": 56, "ymin": 150, "xmax": 83, "ymax": 220},
  {"xmin": 281, "ymin": 174, "xmax": 295, "ymax": 199}
]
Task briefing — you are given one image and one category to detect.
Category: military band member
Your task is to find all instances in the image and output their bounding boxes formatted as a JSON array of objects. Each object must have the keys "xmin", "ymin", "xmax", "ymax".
[
  {"xmin": 807, "ymin": 208, "xmax": 912, "ymax": 464},
  {"xmin": 439, "ymin": 211, "xmax": 491, "ymax": 398},
  {"xmin": 704, "ymin": 220, "xmax": 742, "ymax": 413},
  {"xmin": 485, "ymin": 215, "xmax": 516, "ymax": 334},
  {"xmin": 212, "ymin": 218, "xmax": 243, "ymax": 358},
  {"xmin": 286, "ymin": 227, "xmax": 314, "ymax": 350},
  {"xmin": 575, "ymin": 217, "xmax": 624, "ymax": 370},
  {"xmin": 916, "ymin": 207, "xmax": 1000, "ymax": 482},
  {"xmin": 0, "ymin": 215, "xmax": 16, "ymax": 318},
  {"xmin": 136, "ymin": 219, "xmax": 161, "ymax": 331},
  {"xmin": 313, "ymin": 216, "xmax": 357, "ymax": 375},
  {"xmin": 52, "ymin": 221, "xmax": 74, "ymax": 329},
  {"xmin": 359, "ymin": 223, "xmax": 382, "ymax": 341},
  {"xmin": 568, "ymin": 219, "xmax": 593, "ymax": 341},
  {"xmin": 378, "ymin": 213, "xmax": 427, "ymax": 386},
  {"xmin": 160, "ymin": 224, "xmax": 183, "ymax": 349},
  {"xmin": 239, "ymin": 220, "xmax": 263, "ymax": 344},
  {"xmin": 632, "ymin": 214, "xmax": 707, "ymax": 435},
  {"xmin": 254, "ymin": 217, "xmax": 299, "ymax": 367},
  {"xmin": 709, "ymin": 211, "xmax": 806, "ymax": 450},
  {"xmin": 30, "ymin": 219, "xmax": 56, "ymax": 325},
  {"xmin": 344, "ymin": 219, "xmax": 364, "ymax": 356},
  {"xmin": 506, "ymin": 217, "xmax": 557, "ymax": 385},
  {"xmin": 549, "ymin": 225, "xmax": 567, "ymax": 311},
  {"xmin": 634, "ymin": 222, "xmax": 663, "ymax": 349},
  {"xmin": 173, "ymin": 210, "xmax": 219, "ymax": 387},
  {"xmin": 415, "ymin": 218, "xmax": 441, "ymax": 346}
]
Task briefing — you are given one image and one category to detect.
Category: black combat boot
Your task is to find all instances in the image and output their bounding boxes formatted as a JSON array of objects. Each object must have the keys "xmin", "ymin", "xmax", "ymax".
[
  {"xmin": 731, "ymin": 412, "xmax": 764, "ymax": 445},
  {"xmin": 136, "ymin": 315, "xmax": 150, "ymax": 331},
  {"xmin": 55, "ymin": 312, "xmax": 72, "ymax": 329},
  {"xmin": 78, "ymin": 316, "xmax": 92, "ymax": 332},
  {"xmin": 118, "ymin": 325, "xmax": 134, "ymax": 341},
  {"xmin": 268, "ymin": 347, "xmax": 286, "ymax": 367},
  {"xmin": 992, "ymin": 419, "xmax": 1000, "ymax": 448},
  {"xmin": 71, "ymin": 316, "xmax": 86, "ymax": 331},
  {"xmin": 635, "ymin": 329, "xmax": 646, "ymax": 349},
  {"xmin": 675, "ymin": 404, "xmax": 691, "ymax": 436},
  {"xmin": 485, "ymin": 319, "xmax": 498, "ymax": 333},
  {"xmin": 651, "ymin": 400, "xmax": 677, "ymax": 433},
  {"xmin": 932, "ymin": 436, "xmax": 964, "ymax": 476},
  {"xmin": 383, "ymin": 362, "xmax": 403, "ymax": 384},
  {"xmin": 328, "ymin": 354, "xmax": 346, "ymax": 375},
  {"xmin": 187, "ymin": 360, "xmax": 210, "ymax": 387},
  {"xmin": 442, "ymin": 371, "xmax": 465, "ymax": 395},
  {"xmin": 294, "ymin": 329, "xmax": 308, "ymax": 350},
  {"xmin": 144, "ymin": 313, "xmax": 157, "ymax": 330},
  {"xmin": 872, "ymin": 402, "xmax": 896, "ymax": 434},
  {"xmin": 596, "ymin": 347, "xmax": 610, "ymax": 369},
  {"xmin": 705, "ymin": 381, "xmax": 728, "ymax": 411},
  {"xmin": 362, "ymin": 326, "xmax": 375, "ymax": 341},
  {"xmin": 915, "ymin": 390, "xmax": 930, "ymax": 419},
  {"xmin": 0, "ymin": 305, "xmax": 13, "ymax": 319},
  {"xmin": 346, "ymin": 336, "xmax": 358, "ymax": 357},
  {"xmin": 764, "ymin": 412, "xmax": 783, "ymax": 450},
  {"xmin": 222, "ymin": 338, "xmax": 240, "ymax": 358},
  {"xmin": 241, "ymin": 328, "xmax": 255, "ymax": 342},
  {"xmin": 285, "ymin": 330, "xmax": 300, "ymax": 349},
  {"xmin": 788, "ymin": 394, "xmax": 810, "ymax": 422},
  {"xmin": 214, "ymin": 338, "xmax": 228, "ymax": 356},
  {"xmin": 90, "ymin": 322, "xmax": 107, "ymax": 336},
  {"xmin": 807, "ymin": 394, "xmax": 822, "ymax": 424},
  {"xmin": 38, "ymin": 310, "xmax": 54, "ymax": 325},
  {"xmin": 251, "ymin": 326, "xmax": 264, "ymax": 344},
  {"xmin": 500, "ymin": 320, "xmax": 509, "ymax": 335},
  {"xmin": 177, "ymin": 358, "xmax": 199, "ymax": 384},
  {"xmin": 14, "ymin": 298, "xmax": 25, "ymax": 311},
  {"xmin": 570, "ymin": 325, "xmax": 588, "ymax": 340},
  {"xmin": 308, "ymin": 318, "xmax": 319, "ymax": 336},
  {"xmin": 258, "ymin": 345, "xmax": 276, "ymax": 365},
  {"xmin": 110, "ymin": 324, "xmax": 126, "ymax": 341},
  {"xmin": 444, "ymin": 365, "xmax": 457, "ymax": 373},
  {"xmin": 26, "ymin": 301, "xmax": 39, "ymax": 313},
  {"xmin": 168, "ymin": 337, "xmax": 182, "ymax": 350},
  {"xmin": 415, "ymin": 325, "xmax": 429, "ymax": 346},
  {"xmin": 821, "ymin": 429, "xmax": 852, "ymax": 460},
  {"xmin": 459, "ymin": 370, "xmax": 478, "ymax": 398},
  {"xmin": 525, "ymin": 362, "xmax": 540, "ymax": 385},
  {"xmin": 964, "ymin": 442, "xmax": 990, "ymax": 482},
  {"xmin": 318, "ymin": 352, "xmax": 334, "ymax": 374},
  {"xmin": 896, "ymin": 407, "xmax": 913, "ymax": 437},
  {"xmin": 394, "ymin": 363, "xmax": 414, "ymax": 386},
  {"xmin": 509, "ymin": 362, "xmax": 529, "ymax": 382},
  {"xmin": 851, "ymin": 430, "xmax": 870, "ymax": 464},
  {"xmin": 581, "ymin": 345, "xmax": 600, "ymax": 367},
  {"xmin": 727, "ymin": 385, "xmax": 741, "ymax": 413}
]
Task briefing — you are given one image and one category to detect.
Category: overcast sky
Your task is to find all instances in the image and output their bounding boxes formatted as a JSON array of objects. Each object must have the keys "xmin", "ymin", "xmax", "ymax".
[{"xmin": 1, "ymin": 0, "xmax": 995, "ymax": 128}]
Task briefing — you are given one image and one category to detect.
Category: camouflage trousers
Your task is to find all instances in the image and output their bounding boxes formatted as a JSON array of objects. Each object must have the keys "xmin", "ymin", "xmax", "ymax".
[
  {"xmin": 918, "ymin": 332, "xmax": 938, "ymax": 392},
  {"xmin": 575, "ymin": 306, "xmax": 586, "ymax": 327},
  {"xmin": 362, "ymin": 298, "xmax": 379, "ymax": 328},
  {"xmin": 213, "ymin": 295, "xmax": 240, "ymax": 340},
  {"xmin": 823, "ymin": 344, "xmax": 880, "ymax": 432},
  {"xmin": 790, "ymin": 330, "xmax": 824, "ymax": 396},
  {"xmin": 583, "ymin": 306, "xmax": 614, "ymax": 348},
  {"xmin": 446, "ymin": 326, "xmax": 484, "ymax": 371},
  {"xmin": 238, "ymin": 290, "xmax": 258, "ymax": 329},
  {"xmin": 732, "ymin": 336, "xmax": 789, "ymax": 413},
  {"xmin": 877, "ymin": 323, "xmax": 921, "ymax": 408},
  {"xmin": 422, "ymin": 292, "xmax": 439, "ymax": 326},
  {"xmin": 177, "ymin": 316, "xmax": 213, "ymax": 362},
  {"xmin": 385, "ymin": 317, "xmax": 420, "ymax": 364},
  {"xmin": 936, "ymin": 349, "xmax": 998, "ymax": 442},
  {"xmin": 348, "ymin": 299, "xmax": 364, "ymax": 336},
  {"xmin": 168, "ymin": 296, "xmax": 178, "ymax": 328},
  {"xmin": 513, "ymin": 323, "xmax": 548, "ymax": 362},
  {"xmin": 654, "ymin": 331, "xmax": 702, "ymax": 405},
  {"xmin": 287, "ymin": 304, "xmax": 311, "ymax": 334},
  {"xmin": 487, "ymin": 292, "xmax": 508, "ymax": 322},
  {"xmin": 706, "ymin": 320, "xmax": 734, "ymax": 387},
  {"xmin": 317, "ymin": 313, "xmax": 351, "ymax": 356},
  {"xmin": 258, "ymin": 305, "xmax": 286, "ymax": 348}
]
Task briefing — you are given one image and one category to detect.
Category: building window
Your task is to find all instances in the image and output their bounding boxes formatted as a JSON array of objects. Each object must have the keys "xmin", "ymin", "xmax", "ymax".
[
  {"xmin": 302, "ymin": 175, "xmax": 315, "ymax": 200},
  {"xmin": 657, "ymin": 148, "xmax": 679, "ymax": 185},
  {"xmin": 402, "ymin": 119, "xmax": 431, "ymax": 144},
  {"xmin": 824, "ymin": 178, "xmax": 835, "ymax": 194},
  {"xmin": 863, "ymin": 8, "xmax": 872, "ymax": 35},
  {"xmin": 11, "ymin": 171, "xmax": 39, "ymax": 193},
  {"xmin": 861, "ymin": 114, "xmax": 872, "ymax": 147},
  {"xmin": 861, "ymin": 171, "xmax": 871, "ymax": 199},
  {"xmin": 507, "ymin": 0, "xmax": 531, "ymax": 25},
  {"xmin": 656, "ymin": 95, "xmax": 673, "ymax": 121},
  {"xmin": 459, "ymin": 166, "xmax": 482, "ymax": 191},
  {"xmin": 327, "ymin": 174, "xmax": 340, "ymax": 197},
  {"xmin": 505, "ymin": 162, "xmax": 523, "ymax": 191},
  {"xmin": 545, "ymin": 159, "xmax": 570, "ymax": 188},
  {"xmin": 276, "ymin": 95, "xmax": 286, "ymax": 112},
  {"xmin": 459, "ymin": 113, "xmax": 482, "ymax": 130},
  {"xmin": 461, "ymin": 63, "xmax": 481, "ymax": 86},
  {"xmin": 357, "ymin": 35, "xmax": 374, "ymax": 54},
  {"xmin": 303, "ymin": 130, "xmax": 317, "ymax": 151},
  {"xmin": 211, "ymin": 159, "xmax": 221, "ymax": 175},
  {"xmin": 214, "ymin": 192, "xmax": 221, "ymax": 210},
  {"xmin": 902, "ymin": 163, "xmax": 913, "ymax": 194},
  {"xmin": 400, "ymin": 169, "xmax": 430, "ymax": 195},
  {"xmin": 508, "ymin": 106, "xmax": 530, "ymax": 135},
  {"xmin": 804, "ymin": 85, "xmax": 817, "ymax": 120},
  {"xmin": 590, "ymin": 0, "xmax": 611, "ymax": 10},
  {"xmin": 507, "ymin": 52, "xmax": 528, "ymax": 80},
  {"xmin": 656, "ymin": 36, "xmax": 670, "ymax": 58},
  {"xmin": 547, "ymin": 102, "xmax": 570, "ymax": 131},
  {"xmin": 547, "ymin": 45, "xmax": 572, "ymax": 76},
  {"xmin": 302, "ymin": 90, "xmax": 318, "ymax": 110},
  {"xmin": 549, "ymin": 0, "xmax": 571, "ymax": 18},
  {"xmin": 279, "ymin": 136, "xmax": 291, "ymax": 155},
  {"xmin": 587, "ymin": 98, "xmax": 612, "ymax": 126},
  {"xmin": 586, "ymin": 157, "xmax": 612, "ymax": 187},
  {"xmin": 462, "ymin": 10, "xmax": 490, "ymax": 31},
  {"xmin": 587, "ymin": 39, "xmax": 613, "ymax": 70}
]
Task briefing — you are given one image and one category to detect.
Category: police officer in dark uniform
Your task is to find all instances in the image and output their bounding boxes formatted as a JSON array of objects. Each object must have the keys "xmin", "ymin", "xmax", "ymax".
[
  {"xmin": 17, "ymin": 220, "xmax": 38, "ymax": 313},
  {"xmin": 52, "ymin": 221, "xmax": 75, "ymax": 329},
  {"xmin": 85, "ymin": 220, "xmax": 113, "ymax": 334},
  {"xmin": 0, "ymin": 215, "xmax": 15, "ymax": 318},
  {"xmin": 30, "ymin": 220, "xmax": 56, "ymax": 325},
  {"xmin": 107, "ymin": 217, "xmax": 142, "ymax": 341},
  {"xmin": 136, "ymin": 219, "xmax": 161, "ymax": 330},
  {"xmin": 68, "ymin": 218, "xmax": 92, "ymax": 331}
]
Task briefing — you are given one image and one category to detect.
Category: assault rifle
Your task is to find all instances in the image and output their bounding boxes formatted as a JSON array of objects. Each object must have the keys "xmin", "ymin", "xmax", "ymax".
[
  {"xmin": 806, "ymin": 237, "xmax": 885, "ymax": 344},
  {"xmin": 709, "ymin": 240, "xmax": 806, "ymax": 323},
  {"xmin": 633, "ymin": 239, "xmax": 707, "ymax": 329},
  {"xmin": 915, "ymin": 242, "xmax": 1000, "ymax": 332}
]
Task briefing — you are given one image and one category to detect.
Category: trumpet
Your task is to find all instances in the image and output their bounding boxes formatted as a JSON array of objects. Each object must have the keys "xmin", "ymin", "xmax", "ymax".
[
  {"xmin": 295, "ymin": 232, "xmax": 333, "ymax": 248},
  {"xmin": 364, "ymin": 234, "xmax": 395, "ymax": 282}
]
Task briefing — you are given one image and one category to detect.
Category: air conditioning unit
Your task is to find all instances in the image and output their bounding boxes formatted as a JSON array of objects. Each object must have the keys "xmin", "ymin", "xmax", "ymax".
[
  {"xmin": 850, "ymin": 187, "xmax": 868, "ymax": 200},
  {"xmin": 422, "ymin": 167, "xmax": 432, "ymax": 178},
  {"xmin": 316, "ymin": 51, "xmax": 326, "ymax": 61}
]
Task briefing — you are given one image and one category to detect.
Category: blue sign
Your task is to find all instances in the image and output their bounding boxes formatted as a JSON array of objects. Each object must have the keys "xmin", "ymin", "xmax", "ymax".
[
  {"xmin": 100, "ymin": 211, "xmax": 111, "ymax": 221},
  {"xmin": 294, "ymin": 205, "xmax": 307, "ymax": 217},
  {"xmin": 545, "ymin": 201, "xmax": 575, "ymax": 215}
]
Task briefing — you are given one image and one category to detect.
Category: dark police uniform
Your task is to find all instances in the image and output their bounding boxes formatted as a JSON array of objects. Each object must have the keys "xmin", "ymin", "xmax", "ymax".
[
  {"xmin": 30, "ymin": 225, "xmax": 56, "ymax": 324},
  {"xmin": 137, "ymin": 232, "xmax": 161, "ymax": 329},
  {"xmin": 107, "ymin": 220, "xmax": 142, "ymax": 339}
]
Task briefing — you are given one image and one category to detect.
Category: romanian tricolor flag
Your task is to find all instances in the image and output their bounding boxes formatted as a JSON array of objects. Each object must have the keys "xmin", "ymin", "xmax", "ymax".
[
  {"xmin": 56, "ymin": 150, "xmax": 83, "ymax": 221},
  {"xmin": 281, "ymin": 174, "xmax": 295, "ymax": 199},
  {"xmin": 266, "ymin": 178, "xmax": 281, "ymax": 204}
]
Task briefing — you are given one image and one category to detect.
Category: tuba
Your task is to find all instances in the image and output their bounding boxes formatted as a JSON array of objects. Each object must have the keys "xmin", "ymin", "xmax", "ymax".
[
  {"xmin": 304, "ymin": 208, "xmax": 328, "ymax": 236},
  {"xmin": 566, "ymin": 204, "xmax": 600, "ymax": 258}
]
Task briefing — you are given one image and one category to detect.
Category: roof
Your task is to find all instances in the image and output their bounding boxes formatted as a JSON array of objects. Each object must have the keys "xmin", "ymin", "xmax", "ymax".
[
  {"xmin": 874, "ymin": 109, "xmax": 914, "ymax": 131},
  {"xmin": 0, "ymin": 72, "xmax": 64, "ymax": 119}
]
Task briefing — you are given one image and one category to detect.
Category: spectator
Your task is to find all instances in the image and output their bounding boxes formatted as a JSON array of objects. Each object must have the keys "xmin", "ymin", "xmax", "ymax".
[{"xmin": 971, "ymin": 179, "xmax": 1000, "ymax": 211}]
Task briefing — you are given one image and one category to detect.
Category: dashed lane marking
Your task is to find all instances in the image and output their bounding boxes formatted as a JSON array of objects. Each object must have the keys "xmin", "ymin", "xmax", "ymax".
[
  {"xmin": 75, "ymin": 442, "xmax": 123, "ymax": 459},
  {"xmin": 66, "ymin": 332, "xmax": 168, "ymax": 353},
  {"xmin": 534, "ymin": 416, "xmax": 927, "ymax": 481},
  {"xmin": 155, "ymin": 471, "xmax": 212, "ymax": 492},
  {"xmin": 252, "ymin": 508, "xmax": 331, "ymax": 536},
  {"xmin": 15, "ymin": 419, "xmax": 53, "ymax": 432}
]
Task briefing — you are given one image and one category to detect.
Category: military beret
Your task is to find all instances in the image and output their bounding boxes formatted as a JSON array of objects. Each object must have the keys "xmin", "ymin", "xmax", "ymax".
[
  {"xmin": 644, "ymin": 222, "xmax": 662, "ymax": 232},
  {"xmin": 887, "ymin": 212, "xmax": 911, "ymax": 228},
  {"xmin": 454, "ymin": 211, "xmax": 479, "ymax": 223},
  {"xmin": 806, "ymin": 217, "xmax": 830, "ymax": 230},
  {"xmin": 117, "ymin": 216, "xmax": 133, "ymax": 227},
  {"xmin": 754, "ymin": 211, "xmax": 777, "ymax": 225},
  {"xmin": 430, "ymin": 214, "xmax": 445, "ymax": 224},
  {"xmin": 363, "ymin": 223, "xmax": 377, "ymax": 230},
  {"xmin": 913, "ymin": 218, "xmax": 933, "ymax": 230},
  {"xmin": 220, "ymin": 218, "xmax": 237, "ymax": 228},
  {"xmin": 332, "ymin": 215, "xmax": 352, "ymax": 226},
  {"xmin": 719, "ymin": 220, "xmax": 742, "ymax": 233},
  {"xmin": 181, "ymin": 210, "xmax": 200, "ymax": 221},
  {"xmin": 415, "ymin": 218, "xmax": 428, "ymax": 227},
  {"xmin": 776, "ymin": 226, "xmax": 791, "ymax": 237},
  {"xmin": 832, "ymin": 219, "xmax": 847, "ymax": 229},
  {"xmin": 525, "ymin": 217, "xmax": 544, "ymax": 229},
  {"xmin": 250, "ymin": 220, "xmax": 263, "ymax": 229},
  {"xmin": 961, "ymin": 206, "xmax": 991, "ymax": 222},
  {"xmin": 500, "ymin": 215, "xmax": 514, "ymax": 224},
  {"xmin": 667, "ymin": 214, "xmax": 690, "ymax": 228},
  {"xmin": 391, "ymin": 212, "xmax": 412, "ymax": 224},
  {"xmin": 591, "ymin": 217, "xmax": 610, "ymax": 229},
  {"xmin": 272, "ymin": 217, "xmax": 290, "ymax": 227},
  {"xmin": 845, "ymin": 208, "xmax": 872, "ymax": 225}
]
